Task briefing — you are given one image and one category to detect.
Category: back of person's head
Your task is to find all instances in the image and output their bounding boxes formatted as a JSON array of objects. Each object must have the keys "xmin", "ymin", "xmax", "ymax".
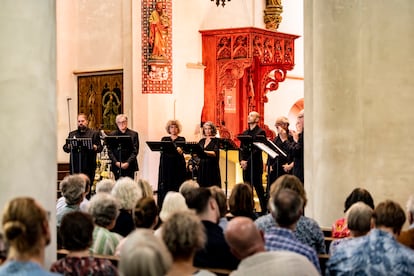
[
  {"xmin": 112, "ymin": 177, "xmax": 142, "ymax": 210},
  {"xmin": 137, "ymin": 178, "xmax": 154, "ymax": 199},
  {"xmin": 79, "ymin": 173, "xmax": 91, "ymax": 193},
  {"xmin": 96, "ymin": 179, "xmax": 115, "ymax": 194},
  {"xmin": 224, "ymin": 216, "xmax": 264, "ymax": 260},
  {"xmin": 134, "ymin": 197, "xmax": 159, "ymax": 229},
  {"xmin": 373, "ymin": 200, "xmax": 406, "ymax": 235},
  {"xmin": 344, "ymin": 188, "xmax": 374, "ymax": 213},
  {"xmin": 271, "ymin": 189, "xmax": 303, "ymax": 228},
  {"xmin": 162, "ymin": 210, "xmax": 206, "ymax": 261},
  {"xmin": 60, "ymin": 174, "xmax": 86, "ymax": 205},
  {"xmin": 270, "ymin": 175, "xmax": 307, "ymax": 208},
  {"xmin": 179, "ymin": 179, "xmax": 200, "ymax": 204},
  {"xmin": 346, "ymin": 202, "xmax": 373, "ymax": 237},
  {"xmin": 229, "ymin": 183, "xmax": 254, "ymax": 216},
  {"xmin": 185, "ymin": 187, "xmax": 212, "ymax": 215},
  {"xmin": 88, "ymin": 193, "xmax": 120, "ymax": 228},
  {"xmin": 159, "ymin": 192, "xmax": 188, "ymax": 222},
  {"xmin": 2, "ymin": 197, "xmax": 49, "ymax": 256},
  {"xmin": 119, "ymin": 229, "xmax": 172, "ymax": 276},
  {"xmin": 60, "ymin": 211, "xmax": 94, "ymax": 251},
  {"xmin": 209, "ymin": 186, "xmax": 228, "ymax": 218}
]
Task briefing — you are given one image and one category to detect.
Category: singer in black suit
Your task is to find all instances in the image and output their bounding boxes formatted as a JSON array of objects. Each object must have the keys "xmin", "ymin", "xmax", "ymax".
[
  {"xmin": 108, "ymin": 114, "xmax": 139, "ymax": 180},
  {"xmin": 239, "ymin": 111, "xmax": 267, "ymax": 213},
  {"xmin": 63, "ymin": 113, "xmax": 103, "ymax": 191}
]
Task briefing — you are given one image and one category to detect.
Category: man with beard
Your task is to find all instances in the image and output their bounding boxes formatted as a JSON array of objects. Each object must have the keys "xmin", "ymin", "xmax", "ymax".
[
  {"xmin": 0, "ymin": 197, "xmax": 59, "ymax": 276},
  {"xmin": 239, "ymin": 111, "xmax": 267, "ymax": 214},
  {"xmin": 63, "ymin": 113, "xmax": 103, "ymax": 196}
]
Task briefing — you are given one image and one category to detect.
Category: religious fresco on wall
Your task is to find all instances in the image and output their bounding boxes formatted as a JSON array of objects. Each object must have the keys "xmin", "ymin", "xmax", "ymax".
[
  {"xmin": 142, "ymin": 0, "xmax": 172, "ymax": 94},
  {"xmin": 77, "ymin": 72, "xmax": 123, "ymax": 132}
]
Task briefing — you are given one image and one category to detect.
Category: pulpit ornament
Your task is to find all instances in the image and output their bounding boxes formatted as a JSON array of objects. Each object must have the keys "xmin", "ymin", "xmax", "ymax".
[{"xmin": 264, "ymin": 0, "xmax": 283, "ymax": 31}]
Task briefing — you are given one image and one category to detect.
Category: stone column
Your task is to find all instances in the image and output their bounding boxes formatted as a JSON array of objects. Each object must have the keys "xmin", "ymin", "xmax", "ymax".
[
  {"xmin": 0, "ymin": 0, "xmax": 57, "ymax": 266},
  {"xmin": 304, "ymin": 0, "xmax": 414, "ymax": 227}
]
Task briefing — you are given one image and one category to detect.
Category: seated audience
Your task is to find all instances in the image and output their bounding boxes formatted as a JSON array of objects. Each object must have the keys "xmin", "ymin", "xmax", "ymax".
[
  {"xmin": 56, "ymin": 174, "xmax": 86, "ymax": 227},
  {"xmin": 329, "ymin": 202, "xmax": 373, "ymax": 255},
  {"xmin": 327, "ymin": 200, "xmax": 414, "ymax": 275},
  {"xmin": 265, "ymin": 188, "xmax": 321, "ymax": 273},
  {"xmin": 155, "ymin": 191, "xmax": 188, "ymax": 237},
  {"xmin": 88, "ymin": 193, "xmax": 123, "ymax": 255},
  {"xmin": 162, "ymin": 210, "xmax": 215, "ymax": 276},
  {"xmin": 137, "ymin": 178, "xmax": 154, "ymax": 198},
  {"xmin": 186, "ymin": 187, "xmax": 239, "ymax": 270},
  {"xmin": 398, "ymin": 194, "xmax": 414, "ymax": 249},
  {"xmin": 95, "ymin": 178, "xmax": 116, "ymax": 194},
  {"xmin": 56, "ymin": 174, "xmax": 91, "ymax": 213},
  {"xmin": 225, "ymin": 216, "xmax": 319, "ymax": 276},
  {"xmin": 209, "ymin": 186, "xmax": 229, "ymax": 231},
  {"xmin": 118, "ymin": 229, "xmax": 172, "ymax": 276},
  {"xmin": 255, "ymin": 174, "xmax": 326, "ymax": 254},
  {"xmin": 111, "ymin": 177, "xmax": 143, "ymax": 237},
  {"xmin": 227, "ymin": 183, "xmax": 258, "ymax": 221},
  {"xmin": 332, "ymin": 187, "xmax": 374, "ymax": 238},
  {"xmin": 0, "ymin": 197, "xmax": 60, "ymax": 275},
  {"xmin": 50, "ymin": 211, "xmax": 118, "ymax": 275}
]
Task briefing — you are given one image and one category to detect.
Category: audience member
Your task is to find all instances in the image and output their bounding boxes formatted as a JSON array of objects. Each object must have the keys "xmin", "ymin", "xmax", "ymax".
[
  {"xmin": 179, "ymin": 179, "xmax": 200, "ymax": 204},
  {"xmin": 327, "ymin": 200, "xmax": 414, "ymax": 275},
  {"xmin": 88, "ymin": 193, "xmax": 123, "ymax": 255},
  {"xmin": 255, "ymin": 174, "xmax": 326, "ymax": 254},
  {"xmin": 162, "ymin": 210, "xmax": 215, "ymax": 276},
  {"xmin": 332, "ymin": 187, "xmax": 375, "ymax": 238},
  {"xmin": 209, "ymin": 186, "xmax": 228, "ymax": 231},
  {"xmin": 137, "ymin": 178, "xmax": 154, "ymax": 198},
  {"xmin": 57, "ymin": 174, "xmax": 86, "ymax": 227},
  {"xmin": 155, "ymin": 191, "xmax": 188, "ymax": 237},
  {"xmin": 111, "ymin": 177, "xmax": 142, "ymax": 237},
  {"xmin": 227, "ymin": 183, "xmax": 258, "ymax": 221},
  {"xmin": 329, "ymin": 202, "xmax": 373, "ymax": 255},
  {"xmin": 186, "ymin": 187, "xmax": 239, "ymax": 270},
  {"xmin": 0, "ymin": 197, "xmax": 59, "ymax": 275},
  {"xmin": 57, "ymin": 173, "xmax": 91, "ymax": 214},
  {"xmin": 50, "ymin": 211, "xmax": 118, "ymax": 275},
  {"xmin": 265, "ymin": 188, "xmax": 321, "ymax": 273},
  {"xmin": 225, "ymin": 216, "xmax": 319, "ymax": 276},
  {"xmin": 133, "ymin": 197, "xmax": 159, "ymax": 229},
  {"xmin": 118, "ymin": 229, "xmax": 172, "ymax": 276},
  {"xmin": 398, "ymin": 194, "xmax": 414, "ymax": 249},
  {"xmin": 95, "ymin": 178, "xmax": 116, "ymax": 194}
]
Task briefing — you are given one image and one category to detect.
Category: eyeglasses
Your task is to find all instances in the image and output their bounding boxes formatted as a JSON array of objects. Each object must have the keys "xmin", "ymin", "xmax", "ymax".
[{"xmin": 117, "ymin": 120, "xmax": 127, "ymax": 124}]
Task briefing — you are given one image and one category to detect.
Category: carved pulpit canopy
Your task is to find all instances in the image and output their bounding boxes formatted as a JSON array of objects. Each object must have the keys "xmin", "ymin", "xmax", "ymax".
[{"xmin": 200, "ymin": 27, "xmax": 299, "ymax": 142}]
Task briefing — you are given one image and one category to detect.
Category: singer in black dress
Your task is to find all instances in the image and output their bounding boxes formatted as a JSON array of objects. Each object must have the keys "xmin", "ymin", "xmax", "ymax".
[
  {"xmin": 157, "ymin": 120, "xmax": 187, "ymax": 208},
  {"xmin": 197, "ymin": 121, "xmax": 221, "ymax": 188}
]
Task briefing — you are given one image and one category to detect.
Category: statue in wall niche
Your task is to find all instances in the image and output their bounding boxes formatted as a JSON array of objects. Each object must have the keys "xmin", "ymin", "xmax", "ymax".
[
  {"xmin": 149, "ymin": 1, "xmax": 170, "ymax": 60},
  {"xmin": 102, "ymin": 91, "xmax": 121, "ymax": 130}
]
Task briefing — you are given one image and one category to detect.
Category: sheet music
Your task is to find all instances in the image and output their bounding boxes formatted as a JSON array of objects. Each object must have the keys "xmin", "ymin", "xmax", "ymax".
[
  {"xmin": 267, "ymin": 139, "xmax": 287, "ymax": 157},
  {"xmin": 253, "ymin": 142, "xmax": 278, "ymax": 159}
]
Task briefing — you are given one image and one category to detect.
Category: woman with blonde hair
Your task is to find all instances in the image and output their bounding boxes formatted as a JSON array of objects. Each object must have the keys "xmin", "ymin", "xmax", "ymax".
[{"xmin": 158, "ymin": 119, "xmax": 187, "ymax": 208}]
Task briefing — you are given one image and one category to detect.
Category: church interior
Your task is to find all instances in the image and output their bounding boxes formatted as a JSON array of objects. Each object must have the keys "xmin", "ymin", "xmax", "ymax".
[{"xmin": 1, "ymin": 0, "xmax": 413, "ymax": 267}]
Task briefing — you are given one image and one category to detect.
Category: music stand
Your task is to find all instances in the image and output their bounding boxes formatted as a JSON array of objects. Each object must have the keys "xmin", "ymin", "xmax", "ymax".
[
  {"xmin": 66, "ymin": 138, "xmax": 93, "ymax": 174},
  {"xmin": 181, "ymin": 142, "xmax": 206, "ymax": 180},
  {"xmin": 105, "ymin": 136, "xmax": 133, "ymax": 177},
  {"xmin": 218, "ymin": 138, "xmax": 239, "ymax": 198},
  {"xmin": 263, "ymin": 138, "xmax": 288, "ymax": 195}
]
